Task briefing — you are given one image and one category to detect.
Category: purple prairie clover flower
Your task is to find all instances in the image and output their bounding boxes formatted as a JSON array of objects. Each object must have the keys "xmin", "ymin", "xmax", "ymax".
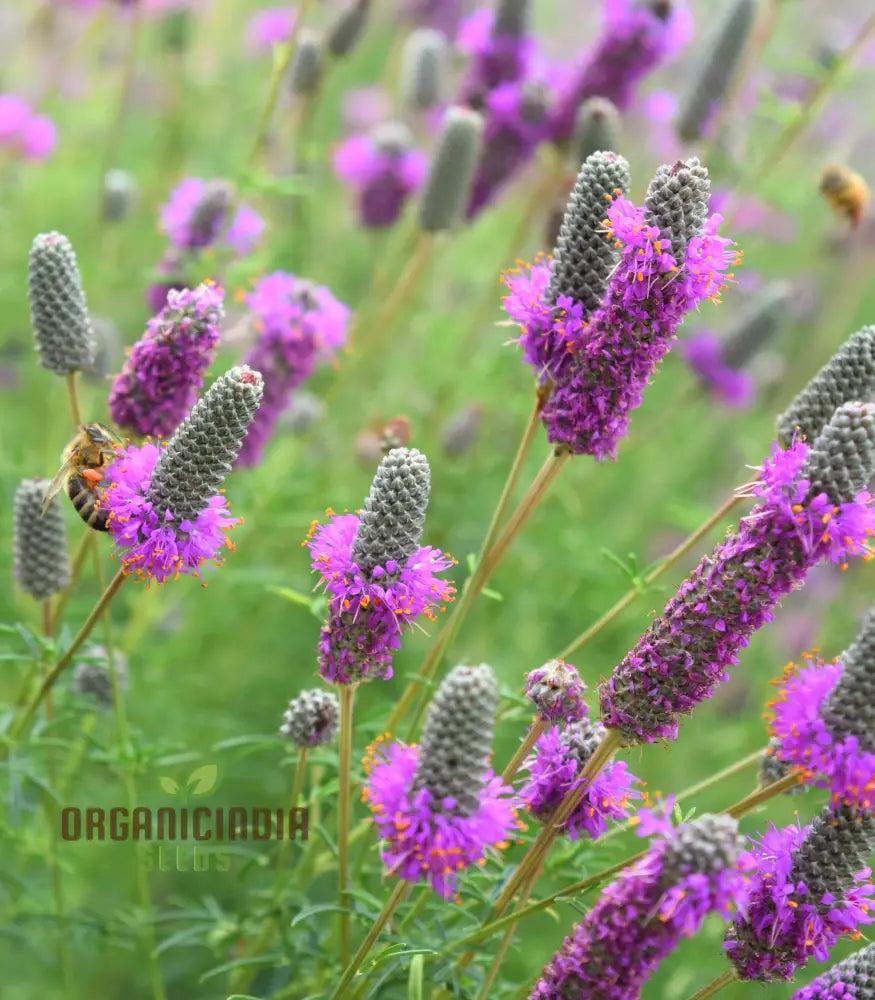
[
  {"xmin": 0, "ymin": 94, "xmax": 56, "ymax": 161},
  {"xmin": 361, "ymin": 664, "xmax": 520, "ymax": 899},
  {"xmin": 246, "ymin": 6, "xmax": 296, "ymax": 51},
  {"xmin": 466, "ymin": 79, "xmax": 548, "ymax": 217},
  {"xmin": 599, "ymin": 403, "xmax": 875, "ymax": 746},
  {"xmin": 332, "ymin": 123, "xmax": 428, "ymax": 228},
  {"xmin": 725, "ymin": 806, "xmax": 875, "ymax": 982},
  {"xmin": 457, "ymin": 7, "xmax": 535, "ymax": 104},
  {"xmin": 791, "ymin": 942, "xmax": 875, "ymax": 999},
  {"xmin": 525, "ymin": 659, "xmax": 588, "ymax": 722},
  {"xmin": 236, "ymin": 272, "xmax": 349, "ymax": 467},
  {"xmin": 529, "ymin": 812, "xmax": 746, "ymax": 999},
  {"xmin": 548, "ymin": 0, "xmax": 694, "ymax": 144},
  {"xmin": 159, "ymin": 178, "xmax": 265, "ymax": 256},
  {"xmin": 108, "ymin": 281, "xmax": 223, "ymax": 439},
  {"xmin": 769, "ymin": 611, "xmax": 875, "ymax": 808},
  {"xmin": 681, "ymin": 330, "xmax": 753, "ymax": 407},
  {"xmin": 521, "ymin": 719, "xmax": 641, "ymax": 840},
  {"xmin": 100, "ymin": 367, "xmax": 263, "ymax": 584},
  {"xmin": 306, "ymin": 448, "xmax": 455, "ymax": 684}
]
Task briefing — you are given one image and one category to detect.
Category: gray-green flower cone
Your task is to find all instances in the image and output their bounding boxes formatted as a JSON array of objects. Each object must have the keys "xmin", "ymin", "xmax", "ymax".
[
  {"xmin": 418, "ymin": 107, "xmax": 484, "ymax": 232},
  {"xmin": 280, "ymin": 689, "xmax": 340, "ymax": 747},
  {"xmin": 571, "ymin": 97, "xmax": 621, "ymax": 166},
  {"xmin": 644, "ymin": 157, "xmax": 711, "ymax": 263},
  {"xmin": 14, "ymin": 478, "xmax": 71, "ymax": 600},
  {"xmin": 802, "ymin": 401, "xmax": 875, "ymax": 506},
  {"xmin": 821, "ymin": 607, "xmax": 875, "ymax": 753}
]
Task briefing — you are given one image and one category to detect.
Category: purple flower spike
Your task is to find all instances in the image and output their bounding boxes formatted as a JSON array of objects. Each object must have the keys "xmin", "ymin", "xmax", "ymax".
[
  {"xmin": 333, "ymin": 122, "xmax": 428, "ymax": 228},
  {"xmin": 109, "ymin": 281, "xmax": 223, "ymax": 439},
  {"xmin": 521, "ymin": 719, "xmax": 641, "ymax": 840},
  {"xmin": 458, "ymin": 6, "xmax": 535, "ymax": 104},
  {"xmin": 791, "ymin": 942, "xmax": 875, "ymax": 999},
  {"xmin": 549, "ymin": 0, "xmax": 694, "ymax": 143},
  {"xmin": 769, "ymin": 610, "xmax": 875, "ymax": 808},
  {"xmin": 101, "ymin": 367, "xmax": 263, "ymax": 585},
  {"xmin": 725, "ymin": 805, "xmax": 875, "ymax": 982},
  {"xmin": 525, "ymin": 659, "xmax": 588, "ymax": 722},
  {"xmin": 246, "ymin": 6, "xmax": 296, "ymax": 52},
  {"xmin": 529, "ymin": 813, "xmax": 746, "ymax": 999},
  {"xmin": 0, "ymin": 93, "xmax": 56, "ymax": 161},
  {"xmin": 306, "ymin": 449, "xmax": 455, "ymax": 684},
  {"xmin": 362, "ymin": 665, "xmax": 520, "ymax": 899},
  {"xmin": 159, "ymin": 177, "xmax": 265, "ymax": 256},
  {"xmin": 237, "ymin": 272, "xmax": 349, "ymax": 467},
  {"xmin": 600, "ymin": 403, "xmax": 875, "ymax": 746},
  {"xmin": 681, "ymin": 330, "xmax": 753, "ymax": 408}
]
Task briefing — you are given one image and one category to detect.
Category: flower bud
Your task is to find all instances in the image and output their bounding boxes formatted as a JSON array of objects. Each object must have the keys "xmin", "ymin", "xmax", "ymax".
[
  {"xmin": 418, "ymin": 107, "xmax": 484, "ymax": 232},
  {"xmin": 13, "ymin": 478, "xmax": 70, "ymax": 601},
  {"xmin": 280, "ymin": 688, "xmax": 340, "ymax": 746}
]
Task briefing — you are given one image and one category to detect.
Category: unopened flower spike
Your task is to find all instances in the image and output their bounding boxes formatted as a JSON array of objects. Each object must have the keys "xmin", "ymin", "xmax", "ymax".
[
  {"xmin": 418, "ymin": 106, "xmax": 484, "ymax": 232},
  {"xmin": 13, "ymin": 478, "xmax": 70, "ymax": 601},
  {"xmin": 71, "ymin": 645, "xmax": 128, "ymax": 710},
  {"xmin": 457, "ymin": 0, "xmax": 534, "ymax": 102},
  {"xmin": 676, "ymin": 0, "xmax": 757, "ymax": 142},
  {"xmin": 524, "ymin": 659, "xmax": 588, "ymax": 722},
  {"xmin": 326, "ymin": 0, "xmax": 370, "ymax": 58},
  {"xmin": 362, "ymin": 664, "xmax": 519, "ymax": 898},
  {"xmin": 790, "ymin": 941, "xmax": 875, "ymax": 999},
  {"xmin": 571, "ymin": 96, "xmax": 621, "ymax": 165},
  {"xmin": 600, "ymin": 401, "xmax": 875, "ymax": 745},
  {"xmin": 102, "ymin": 169, "xmax": 137, "ymax": 222},
  {"xmin": 101, "ymin": 366, "xmax": 264, "ymax": 584},
  {"xmin": 28, "ymin": 232, "xmax": 96, "ymax": 375},
  {"xmin": 521, "ymin": 717, "xmax": 642, "ymax": 840},
  {"xmin": 725, "ymin": 804, "xmax": 875, "ymax": 982},
  {"xmin": 290, "ymin": 30, "xmax": 324, "ymax": 96},
  {"xmin": 109, "ymin": 282, "xmax": 224, "ymax": 439},
  {"xmin": 401, "ymin": 28, "xmax": 448, "ymax": 112},
  {"xmin": 280, "ymin": 689, "xmax": 340, "ymax": 747},
  {"xmin": 769, "ymin": 608, "xmax": 875, "ymax": 807},
  {"xmin": 777, "ymin": 325, "xmax": 875, "ymax": 446},
  {"xmin": 530, "ymin": 813, "xmax": 746, "ymax": 998},
  {"xmin": 306, "ymin": 447, "xmax": 455, "ymax": 684}
]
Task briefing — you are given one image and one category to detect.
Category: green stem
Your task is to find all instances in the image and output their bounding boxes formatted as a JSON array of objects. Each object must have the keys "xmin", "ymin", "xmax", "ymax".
[
  {"xmin": 501, "ymin": 718, "xmax": 548, "ymax": 785},
  {"xmin": 66, "ymin": 373, "xmax": 82, "ymax": 427},
  {"xmin": 474, "ymin": 868, "xmax": 538, "ymax": 997},
  {"xmin": 386, "ymin": 388, "xmax": 545, "ymax": 737},
  {"xmin": 8, "ymin": 569, "xmax": 126, "ymax": 745},
  {"xmin": 724, "ymin": 768, "xmax": 802, "ymax": 817},
  {"xmin": 329, "ymin": 880, "xmax": 411, "ymax": 999},
  {"xmin": 558, "ymin": 491, "xmax": 746, "ymax": 660},
  {"xmin": 684, "ymin": 969, "xmax": 737, "ymax": 1000},
  {"xmin": 338, "ymin": 684, "xmax": 357, "ymax": 968}
]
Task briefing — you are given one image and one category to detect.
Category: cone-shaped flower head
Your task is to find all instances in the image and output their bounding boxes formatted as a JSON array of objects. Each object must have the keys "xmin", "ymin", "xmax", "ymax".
[
  {"xmin": 108, "ymin": 282, "xmax": 223, "ymax": 439},
  {"xmin": 791, "ymin": 942, "xmax": 875, "ymax": 999},
  {"xmin": 401, "ymin": 28, "xmax": 448, "ymax": 112},
  {"xmin": 28, "ymin": 232, "xmax": 96, "ymax": 375},
  {"xmin": 237, "ymin": 272, "xmax": 349, "ymax": 467},
  {"xmin": 530, "ymin": 812, "xmax": 746, "ymax": 998},
  {"xmin": 418, "ymin": 107, "xmax": 484, "ymax": 232},
  {"xmin": 306, "ymin": 448, "xmax": 455, "ymax": 684},
  {"xmin": 548, "ymin": 0, "xmax": 693, "ymax": 143},
  {"xmin": 362, "ymin": 664, "xmax": 519, "ymax": 898},
  {"xmin": 457, "ymin": 3, "xmax": 534, "ymax": 102},
  {"xmin": 521, "ymin": 718, "xmax": 642, "ymax": 840},
  {"xmin": 13, "ymin": 478, "xmax": 70, "ymax": 600},
  {"xmin": 571, "ymin": 96, "xmax": 621, "ymax": 166},
  {"xmin": 643, "ymin": 156, "xmax": 711, "ymax": 263},
  {"xmin": 769, "ymin": 610, "xmax": 875, "ymax": 807},
  {"xmin": 333, "ymin": 122, "xmax": 428, "ymax": 229},
  {"xmin": 102, "ymin": 169, "xmax": 137, "ymax": 222},
  {"xmin": 280, "ymin": 689, "xmax": 340, "ymax": 747},
  {"xmin": 682, "ymin": 281, "xmax": 788, "ymax": 408},
  {"xmin": 159, "ymin": 178, "xmax": 265, "ymax": 257},
  {"xmin": 101, "ymin": 366, "xmax": 263, "ymax": 583},
  {"xmin": 525, "ymin": 658, "xmax": 588, "ymax": 722},
  {"xmin": 290, "ymin": 30, "xmax": 324, "ymax": 95},
  {"xmin": 600, "ymin": 402, "xmax": 875, "ymax": 745},
  {"xmin": 326, "ymin": 0, "xmax": 370, "ymax": 57},
  {"xmin": 726, "ymin": 805, "xmax": 875, "ymax": 982},
  {"xmin": 676, "ymin": 0, "xmax": 757, "ymax": 142},
  {"xmin": 71, "ymin": 645, "xmax": 128, "ymax": 710},
  {"xmin": 778, "ymin": 326, "xmax": 875, "ymax": 447}
]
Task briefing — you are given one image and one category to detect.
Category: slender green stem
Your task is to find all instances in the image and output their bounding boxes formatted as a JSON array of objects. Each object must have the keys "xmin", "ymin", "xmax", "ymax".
[
  {"xmin": 724, "ymin": 768, "xmax": 803, "ymax": 817},
  {"xmin": 493, "ymin": 729, "xmax": 623, "ymax": 917},
  {"xmin": 474, "ymin": 868, "xmax": 538, "ymax": 997},
  {"xmin": 276, "ymin": 746, "xmax": 308, "ymax": 881},
  {"xmin": 396, "ymin": 888, "xmax": 429, "ymax": 934},
  {"xmin": 65, "ymin": 373, "xmax": 82, "ymax": 427},
  {"xmin": 386, "ymin": 389, "xmax": 545, "ymax": 736},
  {"xmin": 684, "ymin": 969, "xmax": 737, "ymax": 1000},
  {"xmin": 8, "ymin": 569, "xmax": 126, "ymax": 745},
  {"xmin": 338, "ymin": 684, "xmax": 357, "ymax": 968},
  {"xmin": 98, "ymin": 0, "xmax": 143, "ymax": 220},
  {"xmin": 558, "ymin": 491, "xmax": 746, "ymax": 660},
  {"xmin": 501, "ymin": 718, "xmax": 548, "ymax": 785},
  {"xmin": 329, "ymin": 880, "xmax": 411, "ymax": 1000}
]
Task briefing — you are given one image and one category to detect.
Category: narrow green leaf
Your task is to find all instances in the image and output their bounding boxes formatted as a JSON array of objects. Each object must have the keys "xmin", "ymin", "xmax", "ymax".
[{"xmin": 408, "ymin": 953, "xmax": 424, "ymax": 1000}]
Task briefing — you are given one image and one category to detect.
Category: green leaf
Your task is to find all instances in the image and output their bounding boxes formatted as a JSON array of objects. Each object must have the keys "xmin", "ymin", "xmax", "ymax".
[
  {"xmin": 408, "ymin": 954, "xmax": 424, "ymax": 1000},
  {"xmin": 481, "ymin": 586, "xmax": 503, "ymax": 602},
  {"xmin": 186, "ymin": 763, "xmax": 219, "ymax": 795},
  {"xmin": 159, "ymin": 776, "xmax": 180, "ymax": 796},
  {"xmin": 290, "ymin": 902, "xmax": 348, "ymax": 926},
  {"xmin": 267, "ymin": 585, "xmax": 313, "ymax": 609}
]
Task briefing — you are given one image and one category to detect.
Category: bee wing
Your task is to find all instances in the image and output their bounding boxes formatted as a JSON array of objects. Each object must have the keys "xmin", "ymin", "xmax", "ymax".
[{"xmin": 41, "ymin": 458, "xmax": 76, "ymax": 516}]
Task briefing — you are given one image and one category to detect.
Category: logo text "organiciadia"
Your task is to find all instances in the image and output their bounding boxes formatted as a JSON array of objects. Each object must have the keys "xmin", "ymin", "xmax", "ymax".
[{"xmin": 60, "ymin": 807, "xmax": 309, "ymax": 842}]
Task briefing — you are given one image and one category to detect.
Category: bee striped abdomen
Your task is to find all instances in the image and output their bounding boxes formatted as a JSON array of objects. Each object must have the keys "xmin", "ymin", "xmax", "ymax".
[{"xmin": 67, "ymin": 475, "xmax": 110, "ymax": 531}]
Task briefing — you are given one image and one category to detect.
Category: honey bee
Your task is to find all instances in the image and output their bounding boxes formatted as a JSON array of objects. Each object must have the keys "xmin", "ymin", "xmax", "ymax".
[
  {"xmin": 819, "ymin": 164, "xmax": 870, "ymax": 228},
  {"xmin": 42, "ymin": 423, "xmax": 123, "ymax": 531}
]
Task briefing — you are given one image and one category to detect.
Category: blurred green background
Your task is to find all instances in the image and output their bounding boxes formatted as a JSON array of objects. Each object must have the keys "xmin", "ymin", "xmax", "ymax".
[{"xmin": 2, "ymin": 0, "xmax": 875, "ymax": 997}]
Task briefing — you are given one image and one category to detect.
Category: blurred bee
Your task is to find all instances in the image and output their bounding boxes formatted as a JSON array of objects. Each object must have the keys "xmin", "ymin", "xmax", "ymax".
[
  {"xmin": 42, "ymin": 423, "xmax": 123, "ymax": 531},
  {"xmin": 819, "ymin": 164, "xmax": 870, "ymax": 228}
]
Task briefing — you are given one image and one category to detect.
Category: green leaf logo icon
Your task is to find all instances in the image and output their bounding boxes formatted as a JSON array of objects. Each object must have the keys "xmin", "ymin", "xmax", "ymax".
[
  {"xmin": 186, "ymin": 764, "xmax": 219, "ymax": 796},
  {"xmin": 159, "ymin": 776, "xmax": 180, "ymax": 796}
]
